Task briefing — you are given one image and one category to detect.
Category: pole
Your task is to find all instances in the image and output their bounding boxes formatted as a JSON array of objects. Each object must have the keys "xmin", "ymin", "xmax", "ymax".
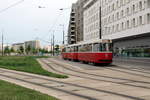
[
  {"xmin": 51, "ymin": 36, "xmax": 52, "ymax": 56},
  {"xmin": 99, "ymin": 6, "xmax": 102, "ymax": 39},
  {"xmin": 2, "ymin": 29, "xmax": 4, "ymax": 56},
  {"xmin": 62, "ymin": 25, "xmax": 65, "ymax": 45},
  {"xmin": 53, "ymin": 34, "xmax": 55, "ymax": 56}
]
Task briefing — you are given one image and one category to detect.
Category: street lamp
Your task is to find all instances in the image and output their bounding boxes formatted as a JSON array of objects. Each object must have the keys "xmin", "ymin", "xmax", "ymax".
[{"xmin": 60, "ymin": 24, "xmax": 65, "ymax": 45}]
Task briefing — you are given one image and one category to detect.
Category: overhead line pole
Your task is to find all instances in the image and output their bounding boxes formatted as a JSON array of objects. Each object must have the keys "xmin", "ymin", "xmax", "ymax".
[
  {"xmin": 1, "ymin": 29, "xmax": 4, "ymax": 56},
  {"xmin": 99, "ymin": 6, "xmax": 102, "ymax": 39},
  {"xmin": 53, "ymin": 34, "xmax": 55, "ymax": 56}
]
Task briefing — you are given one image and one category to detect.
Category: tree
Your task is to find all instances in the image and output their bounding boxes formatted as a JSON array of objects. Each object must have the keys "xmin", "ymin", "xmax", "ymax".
[
  {"xmin": 55, "ymin": 45, "xmax": 60, "ymax": 55},
  {"xmin": 10, "ymin": 47, "xmax": 15, "ymax": 53},
  {"xmin": 32, "ymin": 48, "xmax": 38, "ymax": 55},
  {"xmin": 26, "ymin": 45, "xmax": 31, "ymax": 55},
  {"xmin": 4, "ymin": 46, "xmax": 10, "ymax": 55},
  {"xmin": 19, "ymin": 46, "xmax": 24, "ymax": 55}
]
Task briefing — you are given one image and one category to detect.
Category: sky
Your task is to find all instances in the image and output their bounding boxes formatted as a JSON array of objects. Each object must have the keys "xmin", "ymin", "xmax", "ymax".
[{"xmin": 0, "ymin": 0, "xmax": 77, "ymax": 46}]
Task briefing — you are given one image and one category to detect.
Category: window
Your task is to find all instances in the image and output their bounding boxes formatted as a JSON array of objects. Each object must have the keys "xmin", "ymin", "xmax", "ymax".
[
  {"xmin": 147, "ymin": 13, "xmax": 150, "ymax": 24},
  {"xmin": 139, "ymin": 16, "xmax": 142, "ymax": 25},
  {"xmin": 148, "ymin": 0, "xmax": 150, "ymax": 8},
  {"xmin": 121, "ymin": 22, "xmax": 124, "ymax": 30},
  {"xmin": 126, "ymin": 7, "xmax": 129, "ymax": 15},
  {"xmin": 132, "ymin": 5, "xmax": 135, "ymax": 13},
  {"xmin": 127, "ymin": 20, "xmax": 129, "ymax": 29},
  {"xmin": 139, "ymin": 1, "xmax": 142, "ymax": 10},
  {"xmin": 116, "ymin": 24, "xmax": 119, "ymax": 31},
  {"xmin": 133, "ymin": 18, "xmax": 136, "ymax": 27},
  {"xmin": 117, "ymin": 12, "xmax": 119, "ymax": 19}
]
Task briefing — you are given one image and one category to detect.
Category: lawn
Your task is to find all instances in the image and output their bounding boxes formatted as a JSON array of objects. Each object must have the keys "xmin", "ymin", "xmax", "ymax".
[
  {"xmin": 0, "ymin": 80, "xmax": 58, "ymax": 100},
  {"xmin": 0, "ymin": 56, "xmax": 68, "ymax": 78}
]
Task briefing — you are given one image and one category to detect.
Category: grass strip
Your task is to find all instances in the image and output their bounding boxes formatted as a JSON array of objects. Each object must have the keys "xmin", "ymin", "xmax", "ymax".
[
  {"xmin": 0, "ymin": 80, "xmax": 58, "ymax": 100},
  {"xmin": 0, "ymin": 56, "xmax": 68, "ymax": 78}
]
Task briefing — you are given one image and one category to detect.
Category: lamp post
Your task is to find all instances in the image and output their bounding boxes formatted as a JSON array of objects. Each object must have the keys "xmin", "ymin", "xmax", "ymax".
[{"xmin": 60, "ymin": 24, "xmax": 65, "ymax": 45}]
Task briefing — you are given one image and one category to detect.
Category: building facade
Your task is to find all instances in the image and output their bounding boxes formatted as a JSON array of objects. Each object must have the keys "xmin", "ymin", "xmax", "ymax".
[
  {"xmin": 101, "ymin": 0, "xmax": 150, "ymax": 57},
  {"xmin": 68, "ymin": 4, "xmax": 76, "ymax": 44},
  {"xmin": 25, "ymin": 40, "xmax": 41, "ymax": 49},
  {"xmin": 75, "ymin": 0, "xmax": 86, "ymax": 43},
  {"xmin": 12, "ymin": 43, "xmax": 25, "ymax": 52},
  {"xmin": 83, "ymin": 0, "xmax": 100, "ymax": 41},
  {"xmin": 82, "ymin": 0, "xmax": 150, "ymax": 57}
]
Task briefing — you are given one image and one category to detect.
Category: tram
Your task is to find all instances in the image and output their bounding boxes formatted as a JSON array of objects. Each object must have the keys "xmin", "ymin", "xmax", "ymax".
[{"xmin": 62, "ymin": 39, "xmax": 113, "ymax": 65}]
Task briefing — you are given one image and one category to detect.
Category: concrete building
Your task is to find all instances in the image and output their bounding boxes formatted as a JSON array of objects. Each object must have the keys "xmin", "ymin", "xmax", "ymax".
[
  {"xmin": 75, "ymin": 0, "xmax": 87, "ymax": 43},
  {"xmin": 25, "ymin": 40, "xmax": 41, "ymax": 49},
  {"xmin": 83, "ymin": 0, "xmax": 100, "ymax": 41},
  {"xmin": 101, "ymin": 0, "xmax": 150, "ymax": 57},
  {"xmin": 68, "ymin": 4, "xmax": 76, "ymax": 44},
  {"xmin": 12, "ymin": 43, "xmax": 25, "ymax": 52},
  {"xmin": 83, "ymin": 0, "xmax": 150, "ymax": 57}
]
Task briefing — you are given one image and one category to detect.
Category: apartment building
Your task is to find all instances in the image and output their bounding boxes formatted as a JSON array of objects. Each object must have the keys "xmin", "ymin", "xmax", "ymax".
[
  {"xmin": 83, "ymin": 0, "xmax": 150, "ymax": 57},
  {"xmin": 75, "ymin": 0, "xmax": 87, "ymax": 43},
  {"xmin": 12, "ymin": 43, "xmax": 25, "ymax": 52},
  {"xmin": 25, "ymin": 40, "xmax": 41, "ymax": 49},
  {"xmin": 68, "ymin": 4, "xmax": 76, "ymax": 44},
  {"xmin": 101, "ymin": 0, "xmax": 150, "ymax": 57},
  {"xmin": 83, "ymin": 0, "xmax": 100, "ymax": 41}
]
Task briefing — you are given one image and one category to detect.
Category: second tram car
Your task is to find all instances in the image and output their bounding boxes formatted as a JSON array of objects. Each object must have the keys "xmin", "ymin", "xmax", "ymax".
[{"xmin": 62, "ymin": 39, "xmax": 113, "ymax": 65}]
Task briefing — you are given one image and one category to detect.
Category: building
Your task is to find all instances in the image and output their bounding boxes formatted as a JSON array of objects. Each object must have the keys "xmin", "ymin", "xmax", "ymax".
[
  {"xmin": 75, "ymin": 0, "xmax": 87, "ymax": 43},
  {"xmin": 68, "ymin": 4, "xmax": 76, "ymax": 44},
  {"xmin": 83, "ymin": 0, "xmax": 100, "ymax": 41},
  {"xmin": 25, "ymin": 40, "xmax": 41, "ymax": 49},
  {"xmin": 101, "ymin": 0, "xmax": 150, "ymax": 57},
  {"xmin": 12, "ymin": 43, "xmax": 25, "ymax": 52},
  {"xmin": 43, "ymin": 45, "xmax": 52, "ymax": 52},
  {"xmin": 82, "ymin": 0, "xmax": 150, "ymax": 57}
]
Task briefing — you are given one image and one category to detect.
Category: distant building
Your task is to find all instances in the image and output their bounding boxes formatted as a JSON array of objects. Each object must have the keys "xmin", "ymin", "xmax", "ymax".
[
  {"xmin": 12, "ymin": 43, "xmax": 25, "ymax": 52},
  {"xmin": 43, "ymin": 45, "xmax": 52, "ymax": 52},
  {"xmin": 25, "ymin": 40, "xmax": 41, "ymax": 49}
]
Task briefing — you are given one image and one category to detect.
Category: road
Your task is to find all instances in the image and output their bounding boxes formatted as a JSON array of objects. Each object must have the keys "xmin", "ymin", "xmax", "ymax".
[
  {"xmin": 0, "ymin": 57, "xmax": 150, "ymax": 100},
  {"xmin": 113, "ymin": 57, "xmax": 150, "ymax": 69}
]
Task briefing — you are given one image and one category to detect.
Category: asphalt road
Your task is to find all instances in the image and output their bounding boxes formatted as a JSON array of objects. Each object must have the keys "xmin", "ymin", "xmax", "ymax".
[{"xmin": 113, "ymin": 57, "xmax": 150, "ymax": 70}]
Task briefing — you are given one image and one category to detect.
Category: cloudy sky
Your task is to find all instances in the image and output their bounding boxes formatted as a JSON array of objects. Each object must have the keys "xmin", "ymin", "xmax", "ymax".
[{"xmin": 0, "ymin": 0, "xmax": 77, "ymax": 46}]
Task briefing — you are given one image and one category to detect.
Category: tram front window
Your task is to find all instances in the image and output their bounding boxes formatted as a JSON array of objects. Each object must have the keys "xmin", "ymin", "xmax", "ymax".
[{"xmin": 93, "ymin": 43, "xmax": 112, "ymax": 52}]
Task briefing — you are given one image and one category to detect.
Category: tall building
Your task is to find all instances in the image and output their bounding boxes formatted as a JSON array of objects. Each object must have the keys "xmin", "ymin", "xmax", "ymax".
[
  {"xmin": 101, "ymin": 0, "xmax": 150, "ymax": 57},
  {"xmin": 75, "ymin": 0, "xmax": 87, "ymax": 43},
  {"xmin": 68, "ymin": 0, "xmax": 87, "ymax": 44},
  {"xmin": 83, "ymin": 0, "xmax": 100, "ymax": 41},
  {"xmin": 25, "ymin": 40, "xmax": 41, "ymax": 49},
  {"xmin": 68, "ymin": 4, "xmax": 76, "ymax": 44},
  {"xmin": 83, "ymin": 0, "xmax": 150, "ymax": 57}
]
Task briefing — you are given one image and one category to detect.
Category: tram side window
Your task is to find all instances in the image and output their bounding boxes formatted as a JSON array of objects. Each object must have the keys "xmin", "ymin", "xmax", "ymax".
[
  {"xmin": 74, "ymin": 46, "xmax": 78, "ymax": 52},
  {"xmin": 62, "ymin": 48, "xmax": 66, "ymax": 53},
  {"xmin": 66, "ymin": 47, "xmax": 71, "ymax": 52},
  {"xmin": 101, "ymin": 43, "xmax": 107, "ymax": 51},
  {"xmin": 93, "ymin": 43, "xmax": 100, "ymax": 52},
  {"xmin": 108, "ymin": 43, "xmax": 113, "ymax": 51},
  {"xmin": 70, "ymin": 47, "xmax": 74, "ymax": 52}
]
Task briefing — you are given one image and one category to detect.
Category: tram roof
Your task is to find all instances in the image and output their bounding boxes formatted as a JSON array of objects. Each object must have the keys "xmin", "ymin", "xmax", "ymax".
[{"xmin": 66, "ymin": 39, "xmax": 112, "ymax": 47}]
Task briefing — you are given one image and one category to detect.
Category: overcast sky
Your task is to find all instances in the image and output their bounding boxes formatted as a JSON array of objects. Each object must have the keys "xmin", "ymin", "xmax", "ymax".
[{"xmin": 0, "ymin": 0, "xmax": 77, "ymax": 46}]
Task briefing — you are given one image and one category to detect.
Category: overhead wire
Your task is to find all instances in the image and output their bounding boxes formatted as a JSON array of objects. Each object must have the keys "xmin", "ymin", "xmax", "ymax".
[{"xmin": 0, "ymin": 0, "xmax": 24, "ymax": 14}]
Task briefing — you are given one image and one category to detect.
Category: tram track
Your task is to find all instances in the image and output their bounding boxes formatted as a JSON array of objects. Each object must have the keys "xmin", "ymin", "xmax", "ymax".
[
  {"xmin": 38, "ymin": 58, "xmax": 150, "ymax": 91},
  {"xmin": 0, "ymin": 68, "xmax": 145, "ymax": 100},
  {"xmin": 41, "ymin": 58, "xmax": 150, "ymax": 83}
]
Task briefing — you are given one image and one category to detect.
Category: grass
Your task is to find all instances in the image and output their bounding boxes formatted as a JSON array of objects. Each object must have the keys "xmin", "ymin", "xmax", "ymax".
[
  {"xmin": 0, "ymin": 80, "xmax": 58, "ymax": 100},
  {"xmin": 0, "ymin": 56, "xmax": 68, "ymax": 78}
]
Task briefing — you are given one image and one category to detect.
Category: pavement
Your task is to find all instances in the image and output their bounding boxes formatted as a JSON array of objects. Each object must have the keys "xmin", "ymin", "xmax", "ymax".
[{"xmin": 0, "ymin": 57, "xmax": 150, "ymax": 100}]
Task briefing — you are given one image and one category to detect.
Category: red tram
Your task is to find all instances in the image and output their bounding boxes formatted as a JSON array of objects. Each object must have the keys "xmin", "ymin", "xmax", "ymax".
[{"xmin": 62, "ymin": 39, "xmax": 113, "ymax": 65}]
